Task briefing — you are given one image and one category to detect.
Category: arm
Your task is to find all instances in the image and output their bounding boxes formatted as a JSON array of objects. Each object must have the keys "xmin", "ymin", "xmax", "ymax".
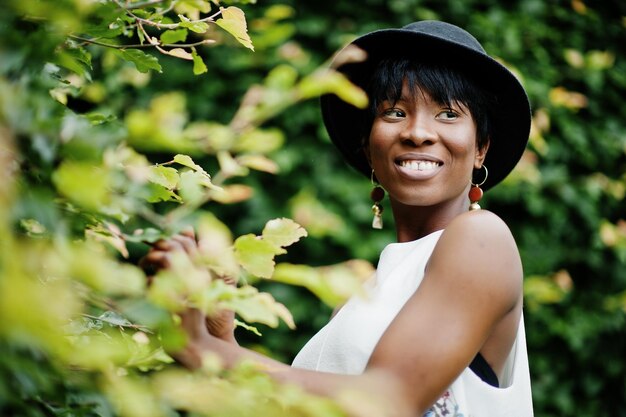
[
  {"xmin": 167, "ymin": 210, "xmax": 523, "ymax": 416},
  {"xmin": 367, "ymin": 210, "xmax": 523, "ymax": 411}
]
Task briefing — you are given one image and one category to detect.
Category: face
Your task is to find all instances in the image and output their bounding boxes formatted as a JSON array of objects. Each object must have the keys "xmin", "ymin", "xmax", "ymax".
[{"xmin": 365, "ymin": 84, "xmax": 488, "ymax": 210}]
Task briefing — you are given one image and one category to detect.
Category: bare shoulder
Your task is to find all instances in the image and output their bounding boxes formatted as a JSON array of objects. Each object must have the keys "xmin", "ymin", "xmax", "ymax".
[
  {"xmin": 438, "ymin": 209, "xmax": 520, "ymax": 258},
  {"xmin": 427, "ymin": 210, "xmax": 522, "ymax": 306},
  {"xmin": 445, "ymin": 209, "xmax": 516, "ymax": 241}
]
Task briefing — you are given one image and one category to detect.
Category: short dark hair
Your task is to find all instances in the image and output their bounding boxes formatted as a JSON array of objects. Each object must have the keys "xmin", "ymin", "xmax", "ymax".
[{"xmin": 363, "ymin": 57, "xmax": 497, "ymax": 151}]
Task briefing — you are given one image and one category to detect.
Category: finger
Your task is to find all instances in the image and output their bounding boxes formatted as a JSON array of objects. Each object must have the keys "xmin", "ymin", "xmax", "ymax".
[
  {"xmin": 179, "ymin": 308, "xmax": 210, "ymax": 338},
  {"xmin": 139, "ymin": 250, "xmax": 171, "ymax": 270},
  {"xmin": 171, "ymin": 233, "xmax": 198, "ymax": 257},
  {"xmin": 216, "ymin": 274, "xmax": 238, "ymax": 286},
  {"xmin": 180, "ymin": 226, "xmax": 196, "ymax": 240},
  {"xmin": 153, "ymin": 238, "xmax": 185, "ymax": 252}
]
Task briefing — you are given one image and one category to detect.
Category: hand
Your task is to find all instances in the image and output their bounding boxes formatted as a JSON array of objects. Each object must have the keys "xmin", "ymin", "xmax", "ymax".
[
  {"xmin": 171, "ymin": 307, "xmax": 215, "ymax": 369},
  {"xmin": 139, "ymin": 228, "xmax": 238, "ymax": 344}
]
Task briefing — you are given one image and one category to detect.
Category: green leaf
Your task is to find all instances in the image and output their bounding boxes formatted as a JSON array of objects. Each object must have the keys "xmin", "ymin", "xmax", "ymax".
[
  {"xmin": 236, "ymin": 154, "xmax": 279, "ymax": 174},
  {"xmin": 217, "ymin": 150, "xmax": 249, "ymax": 178},
  {"xmin": 272, "ymin": 261, "xmax": 373, "ymax": 307},
  {"xmin": 54, "ymin": 47, "xmax": 92, "ymax": 78},
  {"xmin": 112, "ymin": 49, "xmax": 162, "ymax": 73},
  {"xmin": 160, "ymin": 29, "xmax": 189, "ymax": 44},
  {"xmin": 144, "ymin": 183, "xmax": 181, "ymax": 203},
  {"xmin": 166, "ymin": 48, "xmax": 194, "ymax": 60},
  {"xmin": 265, "ymin": 64, "xmax": 298, "ymax": 89},
  {"xmin": 262, "ymin": 218, "xmax": 307, "ymax": 250},
  {"xmin": 234, "ymin": 318, "xmax": 262, "ymax": 336},
  {"xmin": 178, "ymin": 170, "xmax": 209, "ymax": 204},
  {"xmin": 52, "ymin": 162, "xmax": 111, "ymax": 211},
  {"xmin": 192, "ymin": 48, "xmax": 208, "ymax": 75},
  {"xmin": 173, "ymin": 154, "xmax": 209, "ymax": 176},
  {"xmin": 148, "ymin": 165, "xmax": 180, "ymax": 189},
  {"xmin": 178, "ymin": 14, "xmax": 210, "ymax": 33},
  {"xmin": 234, "ymin": 234, "xmax": 281, "ymax": 278},
  {"xmin": 222, "ymin": 287, "xmax": 295, "ymax": 329},
  {"xmin": 185, "ymin": 122, "xmax": 235, "ymax": 151},
  {"xmin": 298, "ymin": 69, "xmax": 368, "ymax": 109},
  {"xmin": 232, "ymin": 128, "xmax": 285, "ymax": 154},
  {"xmin": 215, "ymin": 6, "xmax": 254, "ymax": 50}
]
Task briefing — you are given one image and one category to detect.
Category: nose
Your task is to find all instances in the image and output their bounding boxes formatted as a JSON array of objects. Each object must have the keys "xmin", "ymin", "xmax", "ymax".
[{"xmin": 400, "ymin": 113, "xmax": 437, "ymax": 147}]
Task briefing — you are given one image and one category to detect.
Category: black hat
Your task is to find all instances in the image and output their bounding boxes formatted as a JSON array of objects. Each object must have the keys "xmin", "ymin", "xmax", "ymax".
[{"xmin": 321, "ymin": 20, "xmax": 531, "ymax": 191}]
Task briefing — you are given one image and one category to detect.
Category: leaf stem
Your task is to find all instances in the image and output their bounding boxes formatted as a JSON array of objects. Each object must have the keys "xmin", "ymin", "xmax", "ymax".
[{"xmin": 81, "ymin": 313, "xmax": 153, "ymax": 333}]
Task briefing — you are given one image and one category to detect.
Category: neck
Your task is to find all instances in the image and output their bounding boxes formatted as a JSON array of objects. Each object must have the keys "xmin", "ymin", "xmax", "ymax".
[{"xmin": 390, "ymin": 197, "xmax": 469, "ymax": 242}]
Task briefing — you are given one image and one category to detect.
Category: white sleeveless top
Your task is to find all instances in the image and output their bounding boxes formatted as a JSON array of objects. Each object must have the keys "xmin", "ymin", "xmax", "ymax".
[{"xmin": 292, "ymin": 230, "xmax": 534, "ymax": 416}]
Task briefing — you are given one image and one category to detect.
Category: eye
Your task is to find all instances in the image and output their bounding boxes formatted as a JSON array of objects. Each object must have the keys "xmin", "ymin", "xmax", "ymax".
[
  {"xmin": 381, "ymin": 108, "xmax": 406, "ymax": 119},
  {"xmin": 435, "ymin": 109, "xmax": 459, "ymax": 121}
]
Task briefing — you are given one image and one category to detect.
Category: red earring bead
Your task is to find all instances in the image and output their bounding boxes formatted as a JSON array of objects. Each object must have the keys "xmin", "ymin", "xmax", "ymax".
[
  {"xmin": 468, "ymin": 185, "xmax": 483, "ymax": 211},
  {"xmin": 371, "ymin": 186, "xmax": 384, "ymax": 202}
]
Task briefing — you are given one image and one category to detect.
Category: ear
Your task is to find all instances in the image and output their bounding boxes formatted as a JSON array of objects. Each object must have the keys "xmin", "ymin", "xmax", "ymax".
[{"xmin": 474, "ymin": 138, "xmax": 490, "ymax": 169}]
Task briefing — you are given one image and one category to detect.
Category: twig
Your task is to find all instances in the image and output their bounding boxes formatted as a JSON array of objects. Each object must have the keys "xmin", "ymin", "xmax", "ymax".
[
  {"xmin": 68, "ymin": 34, "xmax": 152, "ymax": 49},
  {"xmin": 68, "ymin": 34, "xmax": 215, "ymax": 49},
  {"xmin": 115, "ymin": 0, "xmax": 222, "ymax": 30},
  {"xmin": 119, "ymin": 0, "xmax": 169, "ymax": 9}
]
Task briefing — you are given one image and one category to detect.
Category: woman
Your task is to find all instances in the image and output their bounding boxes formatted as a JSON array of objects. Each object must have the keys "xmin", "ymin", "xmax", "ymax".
[{"xmin": 146, "ymin": 20, "xmax": 534, "ymax": 416}]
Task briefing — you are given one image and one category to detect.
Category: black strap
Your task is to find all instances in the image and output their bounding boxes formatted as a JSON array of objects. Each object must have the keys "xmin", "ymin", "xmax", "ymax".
[{"xmin": 469, "ymin": 352, "xmax": 499, "ymax": 387}]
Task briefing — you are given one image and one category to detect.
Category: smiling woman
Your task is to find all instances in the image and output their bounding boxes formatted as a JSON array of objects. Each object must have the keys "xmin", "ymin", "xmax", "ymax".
[{"xmin": 143, "ymin": 20, "xmax": 534, "ymax": 417}]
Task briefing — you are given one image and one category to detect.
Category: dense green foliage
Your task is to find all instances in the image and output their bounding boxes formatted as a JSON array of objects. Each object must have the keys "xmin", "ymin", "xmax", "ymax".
[{"xmin": 1, "ymin": 0, "xmax": 625, "ymax": 416}]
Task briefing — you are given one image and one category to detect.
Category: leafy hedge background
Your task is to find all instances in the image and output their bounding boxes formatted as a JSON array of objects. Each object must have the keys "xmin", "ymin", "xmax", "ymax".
[{"xmin": 1, "ymin": 0, "xmax": 625, "ymax": 416}]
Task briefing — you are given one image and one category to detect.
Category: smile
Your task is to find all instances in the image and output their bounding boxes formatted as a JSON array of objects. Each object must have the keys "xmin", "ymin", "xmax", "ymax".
[{"xmin": 398, "ymin": 160, "xmax": 442, "ymax": 171}]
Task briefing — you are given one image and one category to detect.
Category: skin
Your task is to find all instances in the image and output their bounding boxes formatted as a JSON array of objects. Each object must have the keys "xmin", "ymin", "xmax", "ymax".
[{"xmin": 142, "ymin": 84, "xmax": 524, "ymax": 417}]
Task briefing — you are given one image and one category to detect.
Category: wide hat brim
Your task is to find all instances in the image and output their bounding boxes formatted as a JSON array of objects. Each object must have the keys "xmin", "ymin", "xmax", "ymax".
[{"xmin": 321, "ymin": 21, "xmax": 531, "ymax": 191}]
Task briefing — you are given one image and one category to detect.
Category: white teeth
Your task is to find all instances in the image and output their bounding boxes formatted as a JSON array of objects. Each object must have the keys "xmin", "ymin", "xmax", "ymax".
[{"xmin": 400, "ymin": 160, "xmax": 439, "ymax": 171}]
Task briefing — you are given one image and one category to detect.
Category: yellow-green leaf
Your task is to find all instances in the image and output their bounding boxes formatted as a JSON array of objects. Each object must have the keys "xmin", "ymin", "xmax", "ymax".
[
  {"xmin": 112, "ymin": 49, "xmax": 162, "ymax": 73},
  {"xmin": 192, "ymin": 48, "xmax": 208, "ymax": 75},
  {"xmin": 148, "ymin": 165, "xmax": 179, "ymax": 189},
  {"xmin": 160, "ymin": 29, "xmax": 189, "ymax": 44},
  {"xmin": 166, "ymin": 48, "xmax": 194, "ymax": 60},
  {"xmin": 196, "ymin": 213, "xmax": 239, "ymax": 278},
  {"xmin": 236, "ymin": 154, "xmax": 279, "ymax": 174},
  {"xmin": 223, "ymin": 287, "xmax": 295, "ymax": 329},
  {"xmin": 52, "ymin": 161, "xmax": 112, "ymax": 211},
  {"xmin": 233, "ymin": 128, "xmax": 285, "ymax": 154},
  {"xmin": 298, "ymin": 69, "xmax": 368, "ymax": 109},
  {"xmin": 234, "ymin": 234, "xmax": 280, "ymax": 278},
  {"xmin": 262, "ymin": 218, "xmax": 307, "ymax": 249},
  {"xmin": 209, "ymin": 184, "xmax": 254, "ymax": 204},
  {"xmin": 173, "ymin": 154, "xmax": 210, "ymax": 177},
  {"xmin": 215, "ymin": 7, "xmax": 254, "ymax": 51},
  {"xmin": 178, "ymin": 14, "xmax": 210, "ymax": 33},
  {"xmin": 178, "ymin": 170, "xmax": 209, "ymax": 204},
  {"xmin": 272, "ymin": 261, "xmax": 372, "ymax": 307},
  {"xmin": 217, "ymin": 150, "xmax": 249, "ymax": 178}
]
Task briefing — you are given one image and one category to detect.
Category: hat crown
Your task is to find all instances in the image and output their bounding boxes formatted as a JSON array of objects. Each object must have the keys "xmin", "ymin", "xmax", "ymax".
[{"xmin": 401, "ymin": 20, "xmax": 486, "ymax": 54}]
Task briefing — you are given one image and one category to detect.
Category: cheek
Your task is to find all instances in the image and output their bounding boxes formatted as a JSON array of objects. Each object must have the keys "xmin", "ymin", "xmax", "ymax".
[
  {"xmin": 368, "ymin": 122, "xmax": 394, "ymax": 153},
  {"xmin": 445, "ymin": 128, "xmax": 478, "ymax": 157}
]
